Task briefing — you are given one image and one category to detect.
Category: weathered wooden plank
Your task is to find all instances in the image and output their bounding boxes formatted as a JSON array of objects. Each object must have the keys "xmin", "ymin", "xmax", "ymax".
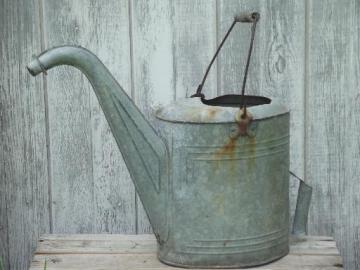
[
  {"xmin": 38, "ymin": 234, "xmax": 156, "ymax": 241},
  {"xmin": 290, "ymin": 236, "xmax": 340, "ymax": 256},
  {"xmin": 0, "ymin": 0, "xmax": 50, "ymax": 269},
  {"xmin": 36, "ymin": 237, "xmax": 157, "ymax": 254},
  {"xmin": 43, "ymin": 0, "xmax": 136, "ymax": 234},
  {"xmin": 30, "ymin": 254, "xmax": 343, "ymax": 270},
  {"xmin": 0, "ymin": 189, "xmax": 8, "ymax": 269},
  {"xmin": 34, "ymin": 234, "xmax": 339, "ymax": 256},
  {"xmin": 261, "ymin": 0, "xmax": 306, "ymax": 225},
  {"xmin": 130, "ymin": 0, "xmax": 175, "ymax": 233},
  {"xmin": 306, "ymin": 1, "xmax": 360, "ymax": 269},
  {"xmin": 0, "ymin": 110, "xmax": 9, "ymax": 270},
  {"xmin": 217, "ymin": 0, "xmax": 306, "ymax": 226},
  {"xmin": 217, "ymin": 0, "xmax": 264, "ymax": 97},
  {"xmin": 29, "ymin": 235, "xmax": 343, "ymax": 270},
  {"xmin": 43, "ymin": 0, "xmax": 95, "ymax": 234},
  {"xmin": 172, "ymin": 0, "xmax": 217, "ymax": 99}
]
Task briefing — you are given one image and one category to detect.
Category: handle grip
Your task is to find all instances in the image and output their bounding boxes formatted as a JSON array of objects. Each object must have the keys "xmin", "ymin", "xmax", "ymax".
[{"xmin": 235, "ymin": 12, "xmax": 260, "ymax": 23}]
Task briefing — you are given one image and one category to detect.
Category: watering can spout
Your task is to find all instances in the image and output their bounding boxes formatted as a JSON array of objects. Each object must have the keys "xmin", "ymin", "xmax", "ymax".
[{"xmin": 27, "ymin": 46, "xmax": 169, "ymax": 242}]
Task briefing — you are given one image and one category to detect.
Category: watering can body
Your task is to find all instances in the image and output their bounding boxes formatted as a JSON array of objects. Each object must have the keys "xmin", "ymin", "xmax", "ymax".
[
  {"xmin": 27, "ymin": 46, "xmax": 309, "ymax": 268},
  {"xmin": 155, "ymin": 99, "xmax": 290, "ymax": 267}
]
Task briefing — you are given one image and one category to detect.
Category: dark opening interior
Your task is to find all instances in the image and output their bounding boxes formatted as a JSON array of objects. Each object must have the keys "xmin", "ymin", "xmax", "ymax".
[{"xmin": 200, "ymin": 94, "xmax": 271, "ymax": 108}]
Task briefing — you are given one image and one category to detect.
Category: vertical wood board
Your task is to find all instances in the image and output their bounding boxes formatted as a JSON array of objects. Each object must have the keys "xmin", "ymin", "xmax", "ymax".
[
  {"xmin": 306, "ymin": 1, "xmax": 360, "ymax": 269},
  {"xmin": 172, "ymin": 0, "xmax": 217, "ymax": 99},
  {"xmin": 43, "ymin": 0, "xmax": 95, "ymax": 233},
  {"xmin": 0, "ymin": 0, "xmax": 50, "ymax": 269},
  {"xmin": 43, "ymin": 0, "xmax": 136, "ymax": 234}
]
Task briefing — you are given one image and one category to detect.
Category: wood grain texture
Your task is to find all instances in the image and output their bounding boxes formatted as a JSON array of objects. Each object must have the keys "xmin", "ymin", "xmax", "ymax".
[
  {"xmin": 172, "ymin": 0, "xmax": 217, "ymax": 99},
  {"xmin": 0, "ymin": 0, "xmax": 50, "ymax": 269},
  {"xmin": 217, "ymin": 0, "xmax": 306, "ymax": 226},
  {"xmin": 306, "ymin": 1, "xmax": 360, "ymax": 269},
  {"xmin": 263, "ymin": 0, "xmax": 306, "ymax": 227},
  {"xmin": 33, "ymin": 234, "xmax": 340, "ymax": 256},
  {"xmin": 43, "ymin": 0, "xmax": 95, "ymax": 234},
  {"xmin": 29, "ymin": 234, "xmax": 343, "ymax": 270},
  {"xmin": 217, "ymin": 0, "xmax": 264, "ymax": 97},
  {"xmin": 43, "ymin": 0, "xmax": 136, "ymax": 234}
]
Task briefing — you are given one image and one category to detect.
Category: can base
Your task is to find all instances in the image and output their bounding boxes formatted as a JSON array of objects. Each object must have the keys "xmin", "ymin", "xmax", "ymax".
[{"xmin": 158, "ymin": 242, "xmax": 289, "ymax": 269}]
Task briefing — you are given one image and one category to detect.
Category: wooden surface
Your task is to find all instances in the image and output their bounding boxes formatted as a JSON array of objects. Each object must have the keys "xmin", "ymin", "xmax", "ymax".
[
  {"xmin": 29, "ymin": 234, "xmax": 343, "ymax": 270},
  {"xmin": 1, "ymin": 0, "xmax": 360, "ymax": 269},
  {"xmin": 0, "ymin": 0, "xmax": 50, "ymax": 269},
  {"xmin": 306, "ymin": 1, "xmax": 360, "ymax": 269},
  {"xmin": 43, "ymin": 0, "xmax": 136, "ymax": 235}
]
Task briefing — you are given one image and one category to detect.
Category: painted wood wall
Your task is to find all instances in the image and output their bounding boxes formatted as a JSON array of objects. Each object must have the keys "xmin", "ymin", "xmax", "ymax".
[{"xmin": 0, "ymin": 0, "xmax": 359, "ymax": 269}]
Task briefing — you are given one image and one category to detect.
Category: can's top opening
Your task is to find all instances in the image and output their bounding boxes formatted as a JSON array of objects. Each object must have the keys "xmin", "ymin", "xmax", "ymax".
[{"xmin": 155, "ymin": 97, "xmax": 288, "ymax": 123}]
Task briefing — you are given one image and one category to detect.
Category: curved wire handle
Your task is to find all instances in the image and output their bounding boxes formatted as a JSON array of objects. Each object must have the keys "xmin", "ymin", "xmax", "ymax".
[{"xmin": 191, "ymin": 12, "xmax": 260, "ymax": 111}]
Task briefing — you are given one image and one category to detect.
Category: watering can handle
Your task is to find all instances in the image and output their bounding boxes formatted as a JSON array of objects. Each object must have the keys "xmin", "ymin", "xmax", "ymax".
[
  {"xmin": 235, "ymin": 13, "xmax": 259, "ymax": 23},
  {"xmin": 290, "ymin": 171, "xmax": 312, "ymax": 235},
  {"xmin": 191, "ymin": 12, "xmax": 259, "ymax": 100}
]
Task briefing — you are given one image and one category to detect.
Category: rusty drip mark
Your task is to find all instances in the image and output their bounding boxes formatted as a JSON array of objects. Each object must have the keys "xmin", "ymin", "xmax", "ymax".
[
  {"xmin": 212, "ymin": 108, "xmax": 256, "ymax": 176},
  {"xmin": 248, "ymin": 136, "xmax": 256, "ymax": 155},
  {"xmin": 213, "ymin": 136, "xmax": 238, "ymax": 175},
  {"xmin": 215, "ymin": 128, "xmax": 256, "ymax": 160},
  {"xmin": 212, "ymin": 133, "xmax": 257, "ymax": 175},
  {"xmin": 215, "ymin": 137, "xmax": 237, "ymax": 158}
]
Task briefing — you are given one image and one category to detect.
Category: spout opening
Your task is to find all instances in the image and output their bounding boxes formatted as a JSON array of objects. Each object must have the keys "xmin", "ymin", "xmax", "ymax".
[
  {"xmin": 26, "ymin": 65, "xmax": 37, "ymax": 76},
  {"xmin": 26, "ymin": 56, "xmax": 46, "ymax": 76}
]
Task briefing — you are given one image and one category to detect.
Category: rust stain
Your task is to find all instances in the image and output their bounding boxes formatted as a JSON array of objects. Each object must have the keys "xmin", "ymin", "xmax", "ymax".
[
  {"xmin": 235, "ymin": 108, "xmax": 253, "ymax": 136},
  {"xmin": 213, "ymin": 133, "xmax": 257, "ymax": 174},
  {"xmin": 207, "ymin": 107, "xmax": 220, "ymax": 119},
  {"xmin": 214, "ymin": 137, "xmax": 237, "ymax": 158},
  {"xmin": 248, "ymin": 136, "xmax": 256, "ymax": 154},
  {"xmin": 212, "ymin": 112, "xmax": 257, "ymax": 177},
  {"xmin": 213, "ymin": 136, "xmax": 238, "ymax": 175},
  {"xmin": 184, "ymin": 107, "xmax": 221, "ymax": 122}
]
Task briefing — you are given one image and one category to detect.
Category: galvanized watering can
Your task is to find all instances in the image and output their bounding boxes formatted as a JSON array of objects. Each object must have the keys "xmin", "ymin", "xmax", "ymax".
[{"xmin": 27, "ymin": 13, "xmax": 312, "ymax": 268}]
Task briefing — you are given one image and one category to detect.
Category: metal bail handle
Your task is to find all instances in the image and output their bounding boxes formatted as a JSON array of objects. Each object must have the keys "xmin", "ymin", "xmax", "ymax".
[{"xmin": 191, "ymin": 12, "xmax": 260, "ymax": 111}]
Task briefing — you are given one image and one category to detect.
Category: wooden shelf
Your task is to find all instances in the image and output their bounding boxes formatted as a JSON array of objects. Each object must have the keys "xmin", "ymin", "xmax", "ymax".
[{"xmin": 29, "ymin": 234, "xmax": 343, "ymax": 269}]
